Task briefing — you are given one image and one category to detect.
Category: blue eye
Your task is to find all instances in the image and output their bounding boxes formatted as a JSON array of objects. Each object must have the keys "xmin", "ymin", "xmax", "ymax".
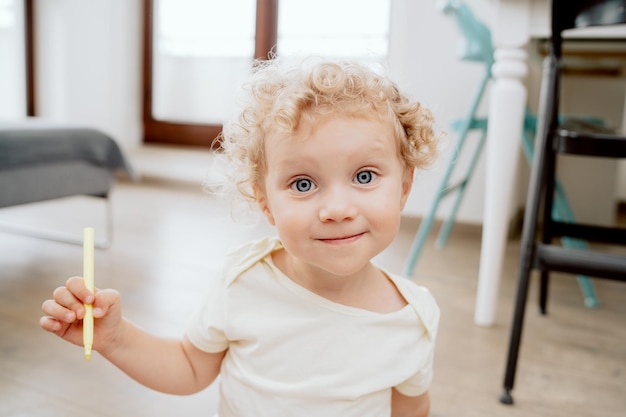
[
  {"xmin": 291, "ymin": 178, "xmax": 315, "ymax": 192},
  {"xmin": 355, "ymin": 170, "xmax": 376, "ymax": 184}
]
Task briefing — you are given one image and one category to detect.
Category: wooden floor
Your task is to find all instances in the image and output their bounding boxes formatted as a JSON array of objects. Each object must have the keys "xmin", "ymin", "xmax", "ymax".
[{"xmin": 0, "ymin": 178, "xmax": 624, "ymax": 417}]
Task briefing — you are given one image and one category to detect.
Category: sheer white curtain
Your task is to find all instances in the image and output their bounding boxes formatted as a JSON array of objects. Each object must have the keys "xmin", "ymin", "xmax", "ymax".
[
  {"xmin": 0, "ymin": 0, "xmax": 26, "ymax": 119},
  {"xmin": 152, "ymin": 0, "xmax": 256, "ymax": 124},
  {"xmin": 152, "ymin": 0, "xmax": 390, "ymax": 125}
]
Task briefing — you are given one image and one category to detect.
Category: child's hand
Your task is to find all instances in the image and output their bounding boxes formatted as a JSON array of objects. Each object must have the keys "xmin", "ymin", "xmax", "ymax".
[{"xmin": 40, "ymin": 276, "xmax": 123, "ymax": 355}]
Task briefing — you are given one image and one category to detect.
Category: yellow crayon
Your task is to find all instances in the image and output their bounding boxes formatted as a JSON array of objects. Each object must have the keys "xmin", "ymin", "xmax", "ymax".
[{"xmin": 83, "ymin": 227, "xmax": 95, "ymax": 361}]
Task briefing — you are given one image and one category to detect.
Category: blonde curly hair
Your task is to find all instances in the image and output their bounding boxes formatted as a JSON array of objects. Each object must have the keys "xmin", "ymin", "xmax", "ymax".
[{"xmin": 216, "ymin": 57, "xmax": 439, "ymax": 202}]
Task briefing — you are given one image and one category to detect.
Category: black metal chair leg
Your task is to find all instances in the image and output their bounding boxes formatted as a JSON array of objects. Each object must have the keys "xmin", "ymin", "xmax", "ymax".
[
  {"xmin": 500, "ymin": 47, "xmax": 558, "ymax": 405},
  {"xmin": 500, "ymin": 256, "xmax": 534, "ymax": 405},
  {"xmin": 501, "ymin": 121, "xmax": 549, "ymax": 404}
]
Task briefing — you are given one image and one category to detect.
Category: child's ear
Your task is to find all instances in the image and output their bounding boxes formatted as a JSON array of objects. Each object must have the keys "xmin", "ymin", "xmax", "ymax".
[
  {"xmin": 400, "ymin": 168, "xmax": 414, "ymax": 209},
  {"xmin": 254, "ymin": 185, "xmax": 275, "ymax": 226}
]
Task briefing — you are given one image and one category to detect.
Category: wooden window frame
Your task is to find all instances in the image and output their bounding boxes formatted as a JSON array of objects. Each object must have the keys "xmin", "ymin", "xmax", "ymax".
[{"xmin": 25, "ymin": 0, "xmax": 35, "ymax": 116}]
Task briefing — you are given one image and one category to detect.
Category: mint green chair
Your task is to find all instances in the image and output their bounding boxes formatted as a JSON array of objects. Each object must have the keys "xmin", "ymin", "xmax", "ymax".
[{"xmin": 403, "ymin": 0, "xmax": 598, "ymax": 308}]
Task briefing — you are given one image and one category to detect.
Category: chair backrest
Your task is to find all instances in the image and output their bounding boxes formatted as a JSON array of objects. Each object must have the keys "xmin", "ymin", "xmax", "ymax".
[
  {"xmin": 552, "ymin": 0, "xmax": 626, "ymax": 35},
  {"xmin": 439, "ymin": 0, "xmax": 493, "ymax": 66}
]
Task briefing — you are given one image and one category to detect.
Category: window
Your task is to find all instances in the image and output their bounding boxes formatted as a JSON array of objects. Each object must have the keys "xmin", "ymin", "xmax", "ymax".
[{"xmin": 144, "ymin": 0, "xmax": 390, "ymax": 147}]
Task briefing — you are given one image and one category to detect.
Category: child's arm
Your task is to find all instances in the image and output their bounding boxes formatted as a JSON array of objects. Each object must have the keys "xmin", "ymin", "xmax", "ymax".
[
  {"xmin": 391, "ymin": 389, "xmax": 430, "ymax": 417},
  {"xmin": 40, "ymin": 276, "xmax": 224, "ymax": 395},
  {"xmin": 100, "ymin": 321, "xmax": 225, "ymax": 395}
]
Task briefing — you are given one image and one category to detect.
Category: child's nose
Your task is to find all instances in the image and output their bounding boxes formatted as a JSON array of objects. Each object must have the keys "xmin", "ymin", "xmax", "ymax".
[{"xmin": 318, "ymin": 188, "xmax": 357, "ymax": 222}]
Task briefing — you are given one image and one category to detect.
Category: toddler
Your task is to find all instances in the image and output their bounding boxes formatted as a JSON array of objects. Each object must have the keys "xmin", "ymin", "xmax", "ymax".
[{"xmin": 41, "ymin": 57, "xmax": 440, "ymax": 417}]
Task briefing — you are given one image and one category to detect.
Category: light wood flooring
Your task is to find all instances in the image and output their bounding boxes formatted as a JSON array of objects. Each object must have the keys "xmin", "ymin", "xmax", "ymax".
[{"xmin": 0, "ymin": 177, "xmax": 624, "ymax": 417}]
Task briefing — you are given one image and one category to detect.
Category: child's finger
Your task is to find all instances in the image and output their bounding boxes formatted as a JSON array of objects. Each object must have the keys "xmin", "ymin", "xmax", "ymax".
[
  {"xmin": 51, "ymin": 284, "xmax": 86, "ymax": 319},
  {"xmin": 65, "ymin": 276, "xmax": 95, "ymax": 304},
  {"xmin": 39, "ymin": 316, "xmax": 66, "ymax": 333},
  {"xmin": 41, "ymin": 298, "xmax": 77, "ymax": 323},
  {"xmin": 40, "ymin": 315, "xmax": 83, "ymax": 346},
  {"xmin": 92, "ymin": 288, "xmax": 121, "ymax": 318}
]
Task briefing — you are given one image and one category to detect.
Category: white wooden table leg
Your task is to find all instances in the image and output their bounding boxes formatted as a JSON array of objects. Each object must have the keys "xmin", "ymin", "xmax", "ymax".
[{"xmin": 474, "ymin": 47, "xmax": 528, "ymax": 326}]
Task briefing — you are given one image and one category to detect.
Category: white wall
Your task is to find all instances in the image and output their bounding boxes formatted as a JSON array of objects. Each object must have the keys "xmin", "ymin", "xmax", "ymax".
[
  {"xmin": 34, "ymin": 0, "xmax": 142, "ymax": 148},
  {"xmin": 10, "ymin": 0, "xmax": 624, "ymax": 225}
]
